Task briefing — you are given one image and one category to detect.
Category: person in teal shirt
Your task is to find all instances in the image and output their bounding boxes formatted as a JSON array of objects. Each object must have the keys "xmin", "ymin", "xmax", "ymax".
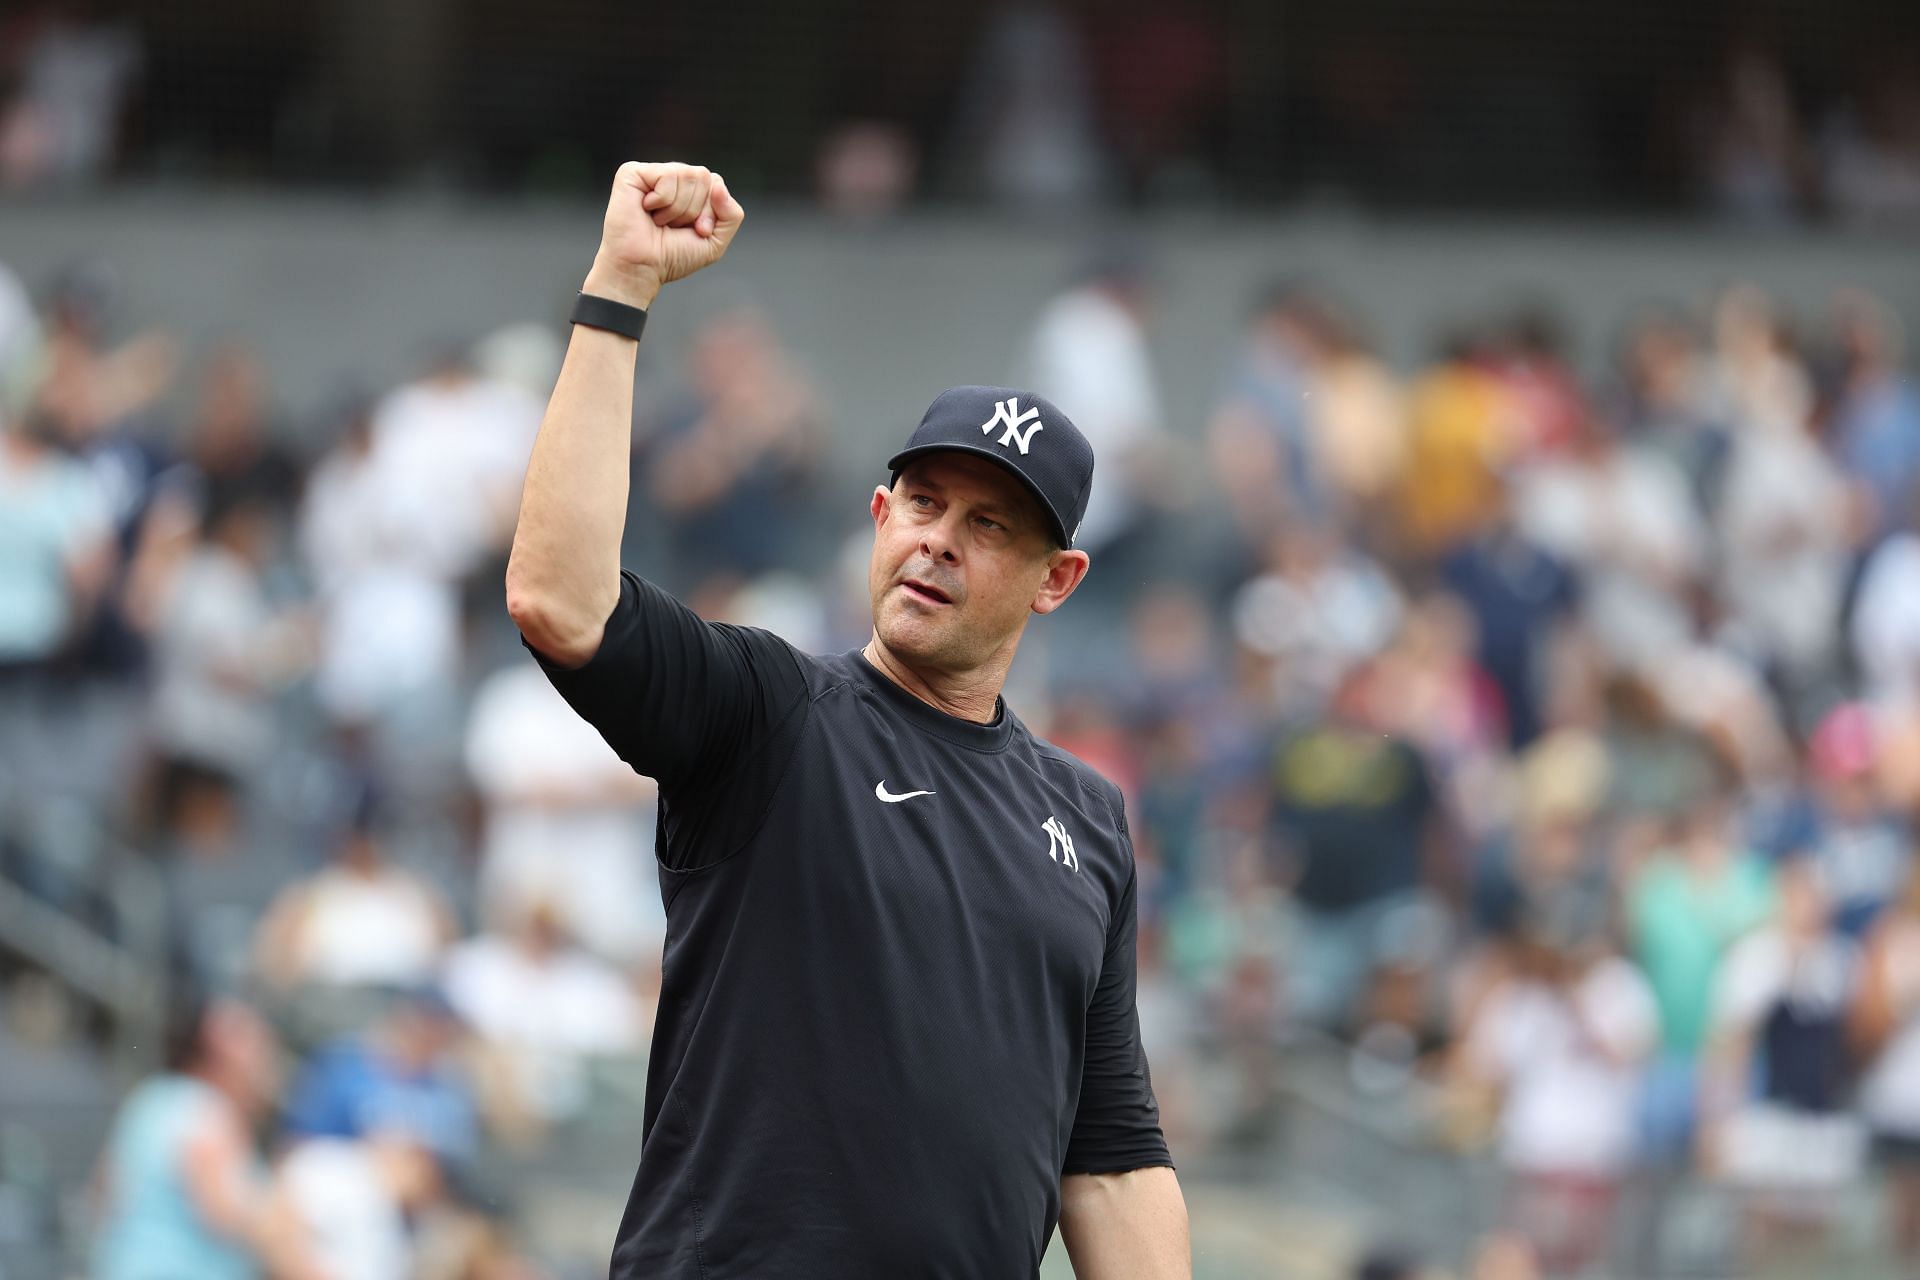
[
  {"xmin": 1628, "ymin": 791, "xmax": 1777, "ymax": 1160},
  {"xmin": 93, "ymin": 1000, "xmax": 285, "ymax": 1280}
]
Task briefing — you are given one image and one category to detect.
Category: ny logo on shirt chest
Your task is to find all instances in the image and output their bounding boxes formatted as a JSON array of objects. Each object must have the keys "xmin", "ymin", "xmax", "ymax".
[{"xmin": 1041, "ymin": 816, "xmax": 1078, "ymax": 872}]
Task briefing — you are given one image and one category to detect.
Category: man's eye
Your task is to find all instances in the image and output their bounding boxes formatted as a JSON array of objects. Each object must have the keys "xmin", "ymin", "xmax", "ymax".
[
  {"xmin": 911, "ymin": 495, "xmax": 934, "ymax": 509},
  {"xmin": 976, "ymin": 517, "xmax": 1003, "ymax": 532}
]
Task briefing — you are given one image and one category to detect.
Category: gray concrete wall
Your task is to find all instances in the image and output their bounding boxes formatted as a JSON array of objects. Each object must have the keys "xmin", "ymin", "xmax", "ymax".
[{"xmin": 5, "ymin": 191, "xmax": 1918, "ymax": 473}]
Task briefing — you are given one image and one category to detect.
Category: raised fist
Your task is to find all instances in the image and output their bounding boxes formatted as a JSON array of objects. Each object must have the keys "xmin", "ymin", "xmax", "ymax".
[{"xmin": 586, "ymin": 162, "xmax": 745, "ymax": 309}]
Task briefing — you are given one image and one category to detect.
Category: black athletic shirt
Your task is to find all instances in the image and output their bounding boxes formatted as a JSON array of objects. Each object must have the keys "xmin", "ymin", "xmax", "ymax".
[{"xmin": 524, "ymin": 570, "xmax": 1170, "ymax": 1279}]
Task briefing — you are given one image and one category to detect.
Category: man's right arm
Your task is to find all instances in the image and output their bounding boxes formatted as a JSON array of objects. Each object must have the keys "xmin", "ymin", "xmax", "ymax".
[{"xmin": 506, "ymin": 161, "xmax": 744, "ymax": 667}]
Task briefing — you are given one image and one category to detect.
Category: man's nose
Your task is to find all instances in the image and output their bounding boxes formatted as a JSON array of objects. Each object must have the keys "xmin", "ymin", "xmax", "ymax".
[{"xmin": 920, "ymin": 513, "xmax": 962, "ymax": 563}]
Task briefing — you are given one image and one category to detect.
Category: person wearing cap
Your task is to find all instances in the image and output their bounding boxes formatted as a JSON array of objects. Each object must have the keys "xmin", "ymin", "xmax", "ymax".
[{"xmin": 504, "ymin": 163, "xmax": 1186, "ymax": 1278}]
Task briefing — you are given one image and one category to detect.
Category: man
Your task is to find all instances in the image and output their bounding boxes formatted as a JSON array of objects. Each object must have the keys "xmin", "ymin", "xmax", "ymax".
[{"xmin": 506, "ymin": 162, "xmax": 1187, "ymax": 1277}]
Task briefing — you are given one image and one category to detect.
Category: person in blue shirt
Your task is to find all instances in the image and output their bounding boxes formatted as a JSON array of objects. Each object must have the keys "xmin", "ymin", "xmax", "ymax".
[
  {"xmin": 282, "ymin": 986, "xmax": 478, "ymax": 1164},
  {"xmin": 93, "ymin": 999, "xmax": 297, "ymax": 1280}
]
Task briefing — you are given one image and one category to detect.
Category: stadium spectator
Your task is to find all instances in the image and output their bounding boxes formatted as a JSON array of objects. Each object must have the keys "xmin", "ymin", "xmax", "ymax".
[
  {"xmin": 1706, "ymin": 285, "xmax": 1813, "ymax": 442},
  {"xmin": 1627, "ymin": 774, "xmax": 1776, "ymax": 1164},
  {"xmin": 1831, "ymin": 289, "xmax": 1920, "ymax": 546},
  {"xmin": 1266, "ymin": 664, "xmax": 1449, "ymax": 1030},
  {"xmin": 180, "ymin": 344, "xmax": 303, "ymax": 525},
  {"xmin": 1394, "ymin": 332, "xmax": 1513, "ymax": 560},
  {"xmin": 1367, "ymin": 592, "xmax": 1507, "ymax": 784},
  {"xmin": 273, "ymin": 1132, "xmax": 443, "ymax": 1280},
  {"xmin": 297, "ymin": 390, "xmax": 381, "ymax": 599},
  {"xmin": 1787, "ymin": 703, "xmax": 1913, "ymax": 937},
  {"xmin": 1230, "ymin": 524, "xmax": 1402, "ymax": 720},
  {"xmin": 1703, "ymin": 857, "xmax": 1864, "ymax": 1249},
  {"xmin": 1440, "ymin": 483, "xmax": 1579, "ymax": 749},
  {"xmin": 29, "ymin": 263, "xmax": 189, "ymax": 687},
  {"xmin": 253, "ymin": 810, "xmax": 456, "ymax": 992},
  {"xmin": 1206, "ymin": 286, "xmax": 1406, "ymax": 545},
  {"xmin": 444, "ymin": 897, "xmax": 646, "ymax": 1130},
  {"xmin": 307, "ymin": 343, "xmax": 537, "ymax": 775},
  {"xmin": 1477, "ymin": 728, "xmax": 1613, "ymax": 936},
  {"xmin": 1300, "ymin": 304, "xmax": 1408, "ymax": 528},
  {"xmin": 1853, "ymin": 861, "xmax": 1920, "ymax": 1262},
  {"xmin": 640, "ymin": 302, "xmax": 825, "ymax": 589},
  {"xmin": 1450, "ymin": 912, "xmax": 1657, "ymax": 1276},
  {"xmin": 143, "ymin": 493, "xmax": 310, "ymax": 853},
  {"xmin": 1488, "ymin": 307, "xmax": 1589, "ymax": 461},
  {"xmin": 1207, "ymin": 284, "xmax": 1328, "ymax": 547},
  {"xmin": 92, "ymin": 999, "xmax": 303, "ymax": 1280},
  {"xmin": 283, "ymin": 989, "xmax": 479, "ymax": 1163},
  {"xmin": 1598, "ymin": 676, "xmax": 1720, "ymax": 823},
  {"xmin": 299, "ymin": 386, "xmax": 461, "ymax": 761},
  {"xmin": 464, "ymin": 656, "xmax": 661, "ymax": 968},
  {"xmin": 1711, "ymin": 356, "xmax": 1848, "ymax": 700},
  {"xmin": 1611, "ymin": 306, "xmax": 1728, "ymax": 512},
  {"xmin": 1514, "ymin": 408, "xmax": 1704, "ymax": 675},
  {"xmin": 364, "ymin": 344, "xmax": 537, "ymax": 587},
  {"xmin": 1025, "ymin": 247, "xmax": 1176, "ymax": 563},
  {"xmin": 0, "ymin": 335, "xmax": 112, "ymax": 673}
]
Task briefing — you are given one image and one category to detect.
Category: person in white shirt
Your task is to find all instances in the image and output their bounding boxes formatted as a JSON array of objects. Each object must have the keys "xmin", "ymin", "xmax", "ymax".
[
  {"xmin": 444, "ymin": 898, "xmax": 645, "ymax": 1130},
  {"xmin": 1514, "ymin": 420, "xmax": 1706, "ymax": 676},
  {"xmin": 272, "ymin": 1134, "xmax": 440, "ymax": 1280},
  {"xmin": 1453, "ymin": 914, "xmax": 1658, "ymax": 1277},
  {"xmin": 298, "ymin": 391, "xmax": 462, "ymax": 762},
  {"xmin": 1024, "ymin": 254, "xmax": 1173, "ymax": 558},
  {"xmin": 302, "ymin": 351, "xmax": 538, "ymax": 757},
  {"xmin": 463, "ymin": 659, "xmax": 663, "ymax": 969},
  {"xmin": 254, "ymin": 817, "xmax": 456, "ymax": 992},
  {"xmin": 146, "ymin": 496, "xmax": 309, "ymax": 851},
  {"xmin": 1852, "ymin": 532, "xmax": 1920, "ymax": 713},
  {"xmin": 366, "ymin": 349, "xmax": 542, "ymax": 586}
]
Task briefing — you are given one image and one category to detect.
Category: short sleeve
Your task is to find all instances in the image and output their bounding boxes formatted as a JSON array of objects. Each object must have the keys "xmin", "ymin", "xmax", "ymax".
[
  {"xmin": 1064, "ymin": 815, "xmax": 1172, "ymax": 1175},
  {"xmin": 522, "ymin": 569, "xmax": 809, "ymax": 795}
]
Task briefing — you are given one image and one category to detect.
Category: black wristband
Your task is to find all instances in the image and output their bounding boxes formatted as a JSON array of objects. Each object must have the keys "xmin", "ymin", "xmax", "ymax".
[{"xmin": 570, "ymin": 291, "xmax": 648, "ymax": 342}]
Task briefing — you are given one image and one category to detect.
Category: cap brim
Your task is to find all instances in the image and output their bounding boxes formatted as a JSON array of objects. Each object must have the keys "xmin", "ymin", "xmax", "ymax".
[{"xmin": 886, "ymin": 442, "xmax": 1073, "ymax": 549}]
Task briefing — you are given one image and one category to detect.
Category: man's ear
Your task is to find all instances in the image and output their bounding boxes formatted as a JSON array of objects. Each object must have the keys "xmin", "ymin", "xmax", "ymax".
[
  {"xmin": 870, "ymin": 485, "xmax": 891, "ymax": 530},
  {"xmin": 1031, "ymin": 549, "xmax": 1091, "ymax": 616}
]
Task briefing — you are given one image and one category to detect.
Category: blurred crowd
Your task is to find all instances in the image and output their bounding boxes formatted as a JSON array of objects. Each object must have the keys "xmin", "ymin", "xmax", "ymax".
[
  {"xmin": 7, "ymin": 0, "xmax": 1920, "ymax": 225},
  {"xmin": 6, "ymin": 239, "xmax": 1920, "ymax": 1279}
]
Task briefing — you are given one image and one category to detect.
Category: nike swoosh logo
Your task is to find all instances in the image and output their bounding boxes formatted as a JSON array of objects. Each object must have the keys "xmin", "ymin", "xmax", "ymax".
[{"xmin": 875, "ymin": 780, "xmax": 935, "ymax": 803}]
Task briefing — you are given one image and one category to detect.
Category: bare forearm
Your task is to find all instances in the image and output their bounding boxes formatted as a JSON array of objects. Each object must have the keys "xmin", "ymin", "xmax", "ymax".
[
  {"xmin": 1059, "ymin": 1166, "xmax": 1190, "ymax": 1279},
  {"xmin": 504, "ymin": 256, "xmax": 652, "ymax": 665},
  {"xmin": 507, "ymin": 161, "xmax": 743, "ymax": 663}
]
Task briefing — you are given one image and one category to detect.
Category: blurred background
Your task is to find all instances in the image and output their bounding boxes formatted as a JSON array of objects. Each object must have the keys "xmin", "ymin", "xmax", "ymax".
[{"xmin": 4, "ymin": 1, "xmax": 1920, "ymax": 1277}]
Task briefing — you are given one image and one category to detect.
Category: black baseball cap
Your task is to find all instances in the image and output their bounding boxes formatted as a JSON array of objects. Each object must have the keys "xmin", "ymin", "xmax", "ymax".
[{"xmin": 886, "ymin": 385, "xmax": 1095, "ymax": 549}]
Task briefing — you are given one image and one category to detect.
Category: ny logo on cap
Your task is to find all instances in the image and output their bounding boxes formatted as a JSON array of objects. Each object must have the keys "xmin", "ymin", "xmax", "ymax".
[{"xmin": 981, "ymin": 397, "xmax": 1045, "ymax": 456}]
